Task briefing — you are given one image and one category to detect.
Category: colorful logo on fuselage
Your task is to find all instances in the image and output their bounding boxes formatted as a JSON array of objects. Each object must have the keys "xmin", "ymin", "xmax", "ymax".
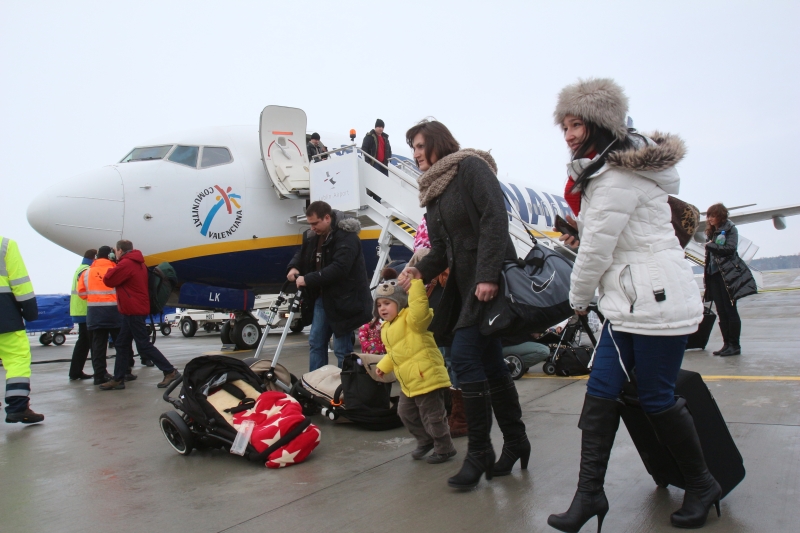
[{"xmin": 191, "ymin": 185, "xmax": 243, "ymax": 240}]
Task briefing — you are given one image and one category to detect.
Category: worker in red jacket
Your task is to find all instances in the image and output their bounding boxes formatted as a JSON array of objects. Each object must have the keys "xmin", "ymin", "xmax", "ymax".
[{"xmin": 100, "ymin": 240, "xmax": 180, "ymax": 391}]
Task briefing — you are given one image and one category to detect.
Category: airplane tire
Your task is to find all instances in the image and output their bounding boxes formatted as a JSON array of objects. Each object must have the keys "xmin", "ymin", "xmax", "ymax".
[
  {"xmin": 220, "ymin": 321, "xmax": 233, "ymax": 344},
  {"xmin": 52, "ymin": 332, "xmax": 67, "ymax": 346},
  {"xmin": 161, "ymin": 324, "xmax": 172, "ymax": 336},
  {"xmin": 233, "ymin": 318, "xmax": 262, "ymax": 351},
  {"xmin": 180, "ymin": 318, "xmax": 197, "ymax": 338}
]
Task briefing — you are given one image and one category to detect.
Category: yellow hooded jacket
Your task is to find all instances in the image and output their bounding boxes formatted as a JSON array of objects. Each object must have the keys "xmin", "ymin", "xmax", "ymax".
[{"xmin": 376, "ymin": 279, "xmax": 451, "ymax": 397}]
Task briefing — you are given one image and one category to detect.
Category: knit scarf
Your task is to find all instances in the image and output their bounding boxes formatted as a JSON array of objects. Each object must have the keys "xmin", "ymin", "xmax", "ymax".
[{"xmin": 417, "ymin": 149, "xmax": 497, "ymax": 207}]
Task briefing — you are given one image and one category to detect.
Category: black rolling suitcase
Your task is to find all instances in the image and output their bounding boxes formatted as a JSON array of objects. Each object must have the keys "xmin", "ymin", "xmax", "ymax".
[
  {"xmin": 620, "ymin": 369, "xmax": 744, "ymax": 498},
  {"xmin": 686, "ymin": 303, "xmax": 716, "ymax": 350}
]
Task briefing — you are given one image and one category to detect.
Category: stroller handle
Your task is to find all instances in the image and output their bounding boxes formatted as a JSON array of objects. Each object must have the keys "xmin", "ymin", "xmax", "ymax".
[{"xmin": 162, "ymin": 374, "xmax": 184, "ymax": 406}]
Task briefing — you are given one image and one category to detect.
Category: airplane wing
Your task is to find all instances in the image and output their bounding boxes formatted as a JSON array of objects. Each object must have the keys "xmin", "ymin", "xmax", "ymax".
[{"xmin": 696, "ymin": 204, "xmax": 800, "ymax": 233}]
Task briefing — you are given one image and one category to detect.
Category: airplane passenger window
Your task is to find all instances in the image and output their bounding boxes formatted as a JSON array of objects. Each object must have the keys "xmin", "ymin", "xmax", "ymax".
[
  {"xmin": 120, "ymin": 145, "xmax": 172, "ymax": 163},
  {"xmin": 200, "ymin": 147, "xmax": 232, "ymax": 168},
  {"xmin": 168, "ymin": 145, "xmax": 199, "ymax": 168}
]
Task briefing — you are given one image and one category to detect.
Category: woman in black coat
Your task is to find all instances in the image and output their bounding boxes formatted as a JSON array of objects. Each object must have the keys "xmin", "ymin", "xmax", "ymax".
[
  {"xmin": 400, "ymin": 120, "xmax": 528, "ymax": 489},
  {"xmin": 704, "ymin": 203, "xmax": 757, "ymax": 356}
]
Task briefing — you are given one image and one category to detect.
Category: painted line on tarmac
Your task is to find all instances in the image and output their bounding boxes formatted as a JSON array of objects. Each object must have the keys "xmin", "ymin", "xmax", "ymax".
[
  {"xmin": 757, "ymin": 287, "xmax": 800, "ymax": 292},
  {"xmin": 522, "ymin": 374, "xmax": 800, "ymax": 382}
]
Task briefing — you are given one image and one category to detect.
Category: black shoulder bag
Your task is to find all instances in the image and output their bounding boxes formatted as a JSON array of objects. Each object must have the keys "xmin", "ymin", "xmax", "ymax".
[{"xmin": 457, "ymin": 178, "xmax": 575, "ymax": 337}]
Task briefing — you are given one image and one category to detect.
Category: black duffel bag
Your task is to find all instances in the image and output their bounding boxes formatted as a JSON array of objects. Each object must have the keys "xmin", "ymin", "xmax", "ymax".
[{"xmin": 479, "ymin": 242, "xmax": 575, "ymax": 337}]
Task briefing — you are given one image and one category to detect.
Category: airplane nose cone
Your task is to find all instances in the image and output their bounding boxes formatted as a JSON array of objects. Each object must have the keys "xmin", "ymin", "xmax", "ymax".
[{"xmin": 27, "ymin": 165, "xmax": 125, "ymax": 254}]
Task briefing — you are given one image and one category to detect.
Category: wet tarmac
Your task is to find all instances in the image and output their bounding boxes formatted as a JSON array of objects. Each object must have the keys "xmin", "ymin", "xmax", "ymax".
[{"xmin": 2, "ymin": 270, "xmax": 799, "ymax": 533}]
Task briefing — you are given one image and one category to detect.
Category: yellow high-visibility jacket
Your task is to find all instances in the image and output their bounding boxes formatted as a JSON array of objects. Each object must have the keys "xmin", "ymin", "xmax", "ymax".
[{"xmin": 0, "ymin": 236, "xmax": 38, "ymax": 334}]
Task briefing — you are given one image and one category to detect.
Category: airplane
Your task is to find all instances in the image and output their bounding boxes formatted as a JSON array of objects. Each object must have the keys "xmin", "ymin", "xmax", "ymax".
[{"xmin": 27, "ymin": 106, "xmax": 800, "ymax": 349}]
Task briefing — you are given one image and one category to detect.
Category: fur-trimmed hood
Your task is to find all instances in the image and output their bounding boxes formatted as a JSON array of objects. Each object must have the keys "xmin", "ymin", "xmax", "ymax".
[
  {"xmin": 568, "ymin": 131, "xmax": 686, "ymax": 194},
  {"xmin": 334, "ymin": 210, "xmax": 361, "ymax": 233}
]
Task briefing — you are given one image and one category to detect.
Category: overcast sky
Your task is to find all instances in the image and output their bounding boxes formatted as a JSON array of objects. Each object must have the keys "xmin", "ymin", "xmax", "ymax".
[{"xmin": 2, "ymin": 1, "xmax": 798, "ymax": 294}]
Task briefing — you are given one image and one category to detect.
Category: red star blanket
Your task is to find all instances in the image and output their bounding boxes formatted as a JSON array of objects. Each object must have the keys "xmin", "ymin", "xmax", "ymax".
[{"xmin": 232, "ymin": 391, "xmax": 321, "ymax": 468}]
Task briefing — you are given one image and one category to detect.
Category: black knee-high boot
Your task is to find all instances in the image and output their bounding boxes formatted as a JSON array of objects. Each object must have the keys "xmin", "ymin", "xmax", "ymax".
[
  {"xmin": 447, "ymin": 381, "xmax": 495, "ymax": 489},
  {"xmin": 489, "ymin": 375, "xmax": 530, "ymax": 476},
  {"xmin": 720, "ymin": 320, "xmax": 741, "ymax": 356},
  {"xmin": 548, "ymin": 394, "xmax": 620, "ymax": 533},
  {"xmin": 647, "ymin": 398, "xmax": 721, "ymax": 528}
]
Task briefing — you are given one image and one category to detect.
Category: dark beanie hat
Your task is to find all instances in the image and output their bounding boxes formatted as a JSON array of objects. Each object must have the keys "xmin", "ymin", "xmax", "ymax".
[
  {"xmin": 84, "ymin": 249, "xmax": 98, "ymax": 259},
  {"xmin": 97, "ymin": 246, "xmax": 113, "ymax": 259},
  {"xmin": 310, "ymin": 132, "xmax": 320, "ymax": 140},
  {"xmin": 375, "ymin": 119, "xmax": 385, "ymax": 128}
]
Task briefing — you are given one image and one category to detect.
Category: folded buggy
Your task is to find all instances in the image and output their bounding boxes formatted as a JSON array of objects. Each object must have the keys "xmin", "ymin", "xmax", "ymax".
[
  {"xmin": 542, "ymin": 312, "xmax": 599, "ymax": 376},
  {"xmin": 160, "ymin": 355, "xmax": 319, "ymax": 467},
  {"xmin": 293, "ymin": 353, "xmax": 404, "ymax": 430}
]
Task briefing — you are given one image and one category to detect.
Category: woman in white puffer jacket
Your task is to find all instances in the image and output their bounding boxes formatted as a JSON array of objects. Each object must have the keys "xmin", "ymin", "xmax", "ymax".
[{"xmin": 547, "ymin": 79, "xmax": 720, "ymax": 533}]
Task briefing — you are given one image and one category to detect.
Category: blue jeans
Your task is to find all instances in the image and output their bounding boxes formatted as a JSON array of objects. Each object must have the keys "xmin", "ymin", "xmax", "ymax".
[
  {"xmin": 113, "ymin": 315, "xmax": 175, "ymax": 380},
  {"xmin": 449, "ymin": 325, "xmax": 510, "ymax": 384},
  {"xmin": 587, "ymin": 322, "xmax": 688, "ymax": 413},
  {"xmin": 439, "ymin": 346, "xmax": 459, "ymax": 388},
  {"xmin": 308, "ymin": 298, "xmax": 354, "ymax": 372}
]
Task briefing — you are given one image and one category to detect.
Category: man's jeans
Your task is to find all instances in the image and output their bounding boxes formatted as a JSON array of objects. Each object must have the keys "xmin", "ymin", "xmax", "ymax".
[
  {"xmin": 113, "ymin": 315, "xmax": 175, "ymax": 380},
  {"xmin": 308, "ymin": 298, "xmax": 353, "ymax": 372},
  {"xmin": 587, "ymin": 322, "xmax": 688, "ymax": 414}
]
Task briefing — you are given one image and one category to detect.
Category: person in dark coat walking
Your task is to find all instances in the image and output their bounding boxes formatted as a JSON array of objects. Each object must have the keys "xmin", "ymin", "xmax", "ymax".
[
  {"xmin": 287, "ymin": 201, "xmax": 373, "ymax": 371},
  {"xmin": 399, "ymin": 119, "xmax": 528, "ymax": 490},
  {"xmin": 704, "ymin": 203, "xmax": 756, "ymax": 356},
  {"xmin": 361, "ymin": 119, "xmax": 392, "ymax": 175}
]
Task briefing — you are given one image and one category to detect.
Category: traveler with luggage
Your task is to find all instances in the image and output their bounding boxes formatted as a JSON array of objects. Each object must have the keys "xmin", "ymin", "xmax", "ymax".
[
  {"xmin": 77, "ymin": 246, "xmax": 124, "ymax": 385},
  {"xmin": 99, "ymin": 240, "xmax": 181, "ymax": 391},
  {"xmin": 547, "ymin": 78, "xmax": 718, "ymax": 531},
  {"xmin": 399, "ymin": 119, "xmax": 528, "ymax": 489},
  {"xmin": 373, "ymin": 268, "xmax": 456, "ymax": 464},
  {"xmin": 68, "ymin": 249, "xmax": 96, "ymax": 381},
  {"xmin": 704, "ymin": 203, "xmax": 756, "ymax": 356}
]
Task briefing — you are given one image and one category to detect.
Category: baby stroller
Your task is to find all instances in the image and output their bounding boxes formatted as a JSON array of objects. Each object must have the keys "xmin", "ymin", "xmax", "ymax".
[
  {"xmin": 293, "ymin": 353, "xmax": 404, "ymax": 430},
  {"xmin": 160, "ymin": 355, "xmax": 319, "ymax": 467},
  {"xmin": 542, "ymin": 311, "xmax": 600, "ymax": 376}
]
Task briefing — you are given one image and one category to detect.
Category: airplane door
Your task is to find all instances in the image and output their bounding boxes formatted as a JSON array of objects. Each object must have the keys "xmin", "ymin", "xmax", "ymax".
[{"xmin": 259, "ymin": 106, "xmax": 310, "ymax": 199}]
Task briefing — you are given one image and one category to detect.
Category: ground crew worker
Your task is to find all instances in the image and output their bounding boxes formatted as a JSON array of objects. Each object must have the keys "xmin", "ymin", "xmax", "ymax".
[
  {"xmin": 77, "ymin": 246, "xmax": 127, "ymax": 385},
  {"xmin": 68, "ymin": 249, "xmax": 96, "ymax": 380},
  {"xmin": 0, "ymin": 236, "xmax": 44, "ymax": 423}
]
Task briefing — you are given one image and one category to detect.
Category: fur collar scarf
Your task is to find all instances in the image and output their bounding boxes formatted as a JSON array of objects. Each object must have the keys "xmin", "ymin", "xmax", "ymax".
[
  {"xmin": 418, "ymin": 149, "xmax": 497, "ymax": 207},
  {"xmin": 607, "ymin": 131, "xmax": 686, "ymax": 172}
]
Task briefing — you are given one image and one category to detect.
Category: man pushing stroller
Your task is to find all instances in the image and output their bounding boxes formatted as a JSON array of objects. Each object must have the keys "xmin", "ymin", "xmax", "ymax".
[{"xmin": 373, "ymin": 268, "xmax": 456, "ymax": 464}]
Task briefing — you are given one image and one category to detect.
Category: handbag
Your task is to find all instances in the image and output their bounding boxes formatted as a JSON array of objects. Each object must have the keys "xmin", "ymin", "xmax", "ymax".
[
  {"xmin": 458, "ymin": 178, "xmax": 575, "ymax": 337},
  {"xmin": 667, "ymin": 195, "xmax": 700, "ymax": 248}
]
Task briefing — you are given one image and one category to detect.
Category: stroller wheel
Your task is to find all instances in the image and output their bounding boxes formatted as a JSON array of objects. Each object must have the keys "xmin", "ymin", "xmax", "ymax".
[
  {"xmin": 543, "ymin": 361, "xmax": 556, "ymax": 376},
  {"xmin": 159, "ymin": 412, "xmax": 194, "ymax": 455}
]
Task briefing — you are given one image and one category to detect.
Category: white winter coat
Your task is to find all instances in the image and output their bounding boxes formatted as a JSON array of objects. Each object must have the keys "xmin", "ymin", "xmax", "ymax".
[{"xmin": 568, "ymin": 132, "xmax": 703, "ymax": 336}]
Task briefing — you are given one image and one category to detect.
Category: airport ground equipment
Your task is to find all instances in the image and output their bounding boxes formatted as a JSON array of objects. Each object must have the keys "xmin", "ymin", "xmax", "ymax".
[
  {"xmin": 620, "ymin": 369, "xmax": 745, "ymax": 498},
  {"xmin": 25, "ymin": 294, "xmax": 73, "ymax": 346}
]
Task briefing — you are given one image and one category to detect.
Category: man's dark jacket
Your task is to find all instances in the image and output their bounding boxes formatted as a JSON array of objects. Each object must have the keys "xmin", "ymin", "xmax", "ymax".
[
  {"xmin": 287, "ymin": 211, "xmax": 373, "ymax": 337},
  {"xmin": 704, "ymin": 220, "xmax": 757, "ymax": 303},
  {"xmin": 415, "ymin": 156, "xmax": 517, "ymax": 338},
  {"xmin": 361, "ymin": 130, "xmax": 392, "ymax": 167}
]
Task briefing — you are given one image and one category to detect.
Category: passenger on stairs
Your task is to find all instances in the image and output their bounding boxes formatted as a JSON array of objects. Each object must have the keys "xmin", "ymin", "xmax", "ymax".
[
  {"xmin": 361, "ymin": 119, "xmax": 392, "ymax": 175},
  {"xmin": 307, "ymin": 132, "xmax": 327, "ymax": 162}
]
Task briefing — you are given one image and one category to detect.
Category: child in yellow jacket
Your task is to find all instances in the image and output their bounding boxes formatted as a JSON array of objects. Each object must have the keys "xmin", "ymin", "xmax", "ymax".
[{"xmin": 374, "ymin": 268, "xmax": 456, "ymax": 463}]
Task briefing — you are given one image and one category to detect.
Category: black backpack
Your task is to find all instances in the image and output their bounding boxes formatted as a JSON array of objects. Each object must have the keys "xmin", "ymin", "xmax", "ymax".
[{"xmin": 337, "ymin": 354, "xmax": 403, "ymax": 431}]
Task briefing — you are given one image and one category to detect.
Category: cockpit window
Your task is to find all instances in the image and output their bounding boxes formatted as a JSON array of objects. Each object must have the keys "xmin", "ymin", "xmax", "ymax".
[
  {"xmin": 200, "ymin": 147, "xmax": 233, "ymax": 168},
  {"xmin": 168, "ymin": 145, "xmax": 199, "ymax": 168},
  {"xmin": 120, "ymin": 145, "xmax": 172, "ymax": 163}
]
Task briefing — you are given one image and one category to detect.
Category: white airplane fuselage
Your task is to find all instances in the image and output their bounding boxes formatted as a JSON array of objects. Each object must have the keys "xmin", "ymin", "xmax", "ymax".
[{"xmin": 26, "ymin": 125, "xmax": 575, "ymax": 306}]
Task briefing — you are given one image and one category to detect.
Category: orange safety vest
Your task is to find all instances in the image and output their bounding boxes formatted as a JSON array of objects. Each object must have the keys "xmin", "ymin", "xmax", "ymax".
[{"xmin": 77, "ymin": 258, "xmax": 118, "ymax": 307}]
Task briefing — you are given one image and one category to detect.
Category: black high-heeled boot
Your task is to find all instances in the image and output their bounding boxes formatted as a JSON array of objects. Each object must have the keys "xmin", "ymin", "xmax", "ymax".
[
  {"xmin": 548, "ymin": 394, "xmax": 620, "ymax": 533},
  {"xmin": 647, "ymin": 398, "xmax": 722, "ymax": 529},
  {"xmin": 447, "ymin": 381, "xmax": 495, "ymax": 489},
  {"xmin": 489, "ymin": 375, "xmax": 530, "ymax": 476}
]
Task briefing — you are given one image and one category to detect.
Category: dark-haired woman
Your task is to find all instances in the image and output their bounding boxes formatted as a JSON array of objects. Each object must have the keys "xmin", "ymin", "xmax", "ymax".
[
  {"xmin": 398, "ymin": 119, "xmax": 528, "ymax": 489},
  {"xmin": 704, "ymin": 203, "xmax": 756, "ymax": 356},
  {"xmin": 546, "ymin": 79, "xmax": 719, "ymax": 532}
]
